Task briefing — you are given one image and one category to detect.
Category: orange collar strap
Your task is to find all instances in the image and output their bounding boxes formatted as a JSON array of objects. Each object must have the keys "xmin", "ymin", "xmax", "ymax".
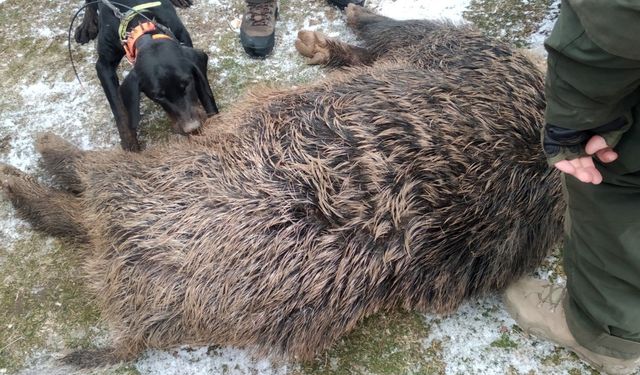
[{"xmin": 123, "ymin": 22, "xmax": 173, "ymax": 64}]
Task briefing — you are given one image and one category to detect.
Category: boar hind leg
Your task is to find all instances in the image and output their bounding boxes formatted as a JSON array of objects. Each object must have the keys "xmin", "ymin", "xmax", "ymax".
[
  {"xmin": 295, "ymin": 30, "xmax": 375, "ymax": 67},
  {"xmin": 345, "ymin": 3, "xmax": 392, "ymax": 32},
  {"xmin": 345, "ymin": 4, "xmax": 444, "ymax": 54},
  {"xmin": 61, "ymin": 343, "xmax": 140, "ymax": 369},
  {"xmin": 35, "ymin": 132, "xmax": 85, "ymax": 194},
  {"xmin": 0, "ymin": 164, "xmax": 87, "ymax": 242},
  {"xmin": 61, "ymin": 348, "xmax": 119, "ymax": 369}
]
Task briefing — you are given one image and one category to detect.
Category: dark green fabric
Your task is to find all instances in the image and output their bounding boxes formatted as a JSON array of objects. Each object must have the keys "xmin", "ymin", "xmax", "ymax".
[
  {"xmin": 544, "ymin": 0, "xmax": 640, "ymax": 131},
  {"xmin": 562, "ymin": 150, "xmax": 640, "ymax": 358},
  {"xmin": 561, "ymin": 105, "xmax": 640, "ymax": 359},
  {"xmin": 569, "ymin": 0, "xmax": 640, "ymax": 60},
  {"xmin": 546, "ymin": 0, "xmax": 640, "ymax": 360}
]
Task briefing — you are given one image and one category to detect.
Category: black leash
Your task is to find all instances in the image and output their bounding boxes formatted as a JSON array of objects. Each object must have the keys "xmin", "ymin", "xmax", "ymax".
[
  {"xmin": 100, "ymin": 0, "xmax": 126, "ymax": 19},
  {"xmin": 68, "ymin": 0, "xmax": 101, "ymax": 87}
]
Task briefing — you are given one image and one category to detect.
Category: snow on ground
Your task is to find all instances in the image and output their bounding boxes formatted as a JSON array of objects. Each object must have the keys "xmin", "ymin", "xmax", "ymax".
[
  {"xmin": 372, "ymin": 0, "xmax": 471, "ymax": 22},
  {"xmin": 0, "ymin": 0, "xmax": 585, "ymax": 374},
  {"xmin": 136, "ymin": 347, "xmax": 291, "ymax": 375},
  {"xmin": 6, "ymin": 80, "xmax": 102, "ymax": 169},
  {"xmin": 528, "ymin": 0, "xmax": 561, "ymax": 56},
  {"xmin": 423, "ymin": 294, "xmax": 577, "ymax": 375}
]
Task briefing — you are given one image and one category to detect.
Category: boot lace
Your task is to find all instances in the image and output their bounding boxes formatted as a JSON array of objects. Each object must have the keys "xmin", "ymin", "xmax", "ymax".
[{"xmin": 247, "ymin": 2, "xmax": 274, "ymax": 26}]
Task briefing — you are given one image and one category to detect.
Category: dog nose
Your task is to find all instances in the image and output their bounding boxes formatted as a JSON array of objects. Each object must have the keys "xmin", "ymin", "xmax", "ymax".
[{"xmin": 182, "ymin": 120, "xmax": 201, "ymax": 134}]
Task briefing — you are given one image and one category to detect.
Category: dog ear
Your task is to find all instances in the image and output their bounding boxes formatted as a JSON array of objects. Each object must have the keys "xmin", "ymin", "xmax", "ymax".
[
  {"xmin": 182, "ymin": 47, "xmax": 218, "ymax": 116},
  {"xmin": 119, "ymin": 71, "xmax": 141, "ymax": 131}
]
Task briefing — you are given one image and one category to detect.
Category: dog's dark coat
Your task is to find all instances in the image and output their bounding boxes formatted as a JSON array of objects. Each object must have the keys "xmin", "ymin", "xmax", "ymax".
[{"xmin": 75, "ymin": 0, "xmax": 218, "ymax": 151}]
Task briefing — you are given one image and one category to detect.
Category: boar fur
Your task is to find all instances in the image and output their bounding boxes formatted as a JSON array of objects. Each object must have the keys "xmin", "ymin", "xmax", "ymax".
[{"xmin": 0, "ymin": 5, "xmax": 563, "ymax": 364}]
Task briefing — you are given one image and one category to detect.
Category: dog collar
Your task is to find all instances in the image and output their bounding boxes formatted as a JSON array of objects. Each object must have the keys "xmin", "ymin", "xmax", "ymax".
[
  {"xmin": 117, "ymin": 1, "xmax": 162, "ymax": 41},
  {"xmin": 123, "ymin": 22, "xmax": 173, "ymax": 64}
]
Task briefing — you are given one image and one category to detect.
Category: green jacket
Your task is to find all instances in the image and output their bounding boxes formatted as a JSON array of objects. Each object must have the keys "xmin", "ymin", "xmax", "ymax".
[
  {"xmin": 543, "ymin": 0, "xmax": 640, "ymax": 169},
  {"xmin": 570, "ymin": 0, "xmax": 640, "ymax": 61}
]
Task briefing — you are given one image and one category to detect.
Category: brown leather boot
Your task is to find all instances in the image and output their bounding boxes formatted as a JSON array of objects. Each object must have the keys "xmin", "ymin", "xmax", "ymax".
[
  {"xmin": 240, "ymin": 0, "xmax": 278, "ymax": 58},
  {"xmin": 504, "ymin": 277, "xmax": 640, "ymax": 375}
]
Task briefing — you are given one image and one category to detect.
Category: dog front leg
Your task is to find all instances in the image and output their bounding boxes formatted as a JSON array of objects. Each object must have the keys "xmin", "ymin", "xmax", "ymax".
[
  {"xmin": 119, "ymin": 71, "xmax": 142, "ymax": 134},
  {"xmin": 96, "ymin": 57, "xmax": 141, "ymax": 152},
  {"xmin": 166, "ymin": 19, "xmax": 193, "ymax": 47}
]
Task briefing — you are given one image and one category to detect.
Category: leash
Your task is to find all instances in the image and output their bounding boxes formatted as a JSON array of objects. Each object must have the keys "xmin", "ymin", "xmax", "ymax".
[
  {"xmin": 67, "ymin": 0, "xmax": 175, "ymax": 86},
  {"xmin": 100, "ymin": 0, "xmax": 126, "ymax": 19}
]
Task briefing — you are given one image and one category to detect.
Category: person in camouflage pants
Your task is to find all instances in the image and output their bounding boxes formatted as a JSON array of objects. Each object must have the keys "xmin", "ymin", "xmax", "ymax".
[{"xmin": 505, "ymin": 1, "xmax": 640, "ymax": 374}]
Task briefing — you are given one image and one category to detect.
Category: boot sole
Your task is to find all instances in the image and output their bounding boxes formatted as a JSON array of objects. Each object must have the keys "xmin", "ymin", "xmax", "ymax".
[{"xmin": 240, "ymin": 33, "xmax": 275, "ymax": 58}]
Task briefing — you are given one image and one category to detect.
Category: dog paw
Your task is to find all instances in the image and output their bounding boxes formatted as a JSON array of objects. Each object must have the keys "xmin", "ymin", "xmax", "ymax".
[
  {"xmin": 170, "ymin": 0, "xmax": 193, "ymax": 8},
  {"xmin": 74, "ymin": 19, "xmax": 99, "ymax": 44},
  {"xmin": 121, "ymin": 138, "xmax": 142, "ymax": 153},
  {"xmin": 295, "ymin": 30, "xmax": 331, "ymax": 65}
]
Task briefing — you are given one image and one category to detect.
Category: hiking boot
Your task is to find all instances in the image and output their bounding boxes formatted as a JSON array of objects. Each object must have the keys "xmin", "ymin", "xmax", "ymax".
[
  {"xmin": 240, "ymin": 0, "xmax": 278, "ymax": 58},
  {"xmin": 327, "ymin": 0, "xmax": 365, "ymax": 10},
  {"xmin": 504, "ymin": 277, "xmax": 640, "ymax": 375}
]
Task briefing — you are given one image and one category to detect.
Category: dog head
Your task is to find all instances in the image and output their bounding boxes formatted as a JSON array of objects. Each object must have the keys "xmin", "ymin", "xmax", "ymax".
[{"xmin": 119, "ymin": 38, "xmax": 216, "ymax": 134}]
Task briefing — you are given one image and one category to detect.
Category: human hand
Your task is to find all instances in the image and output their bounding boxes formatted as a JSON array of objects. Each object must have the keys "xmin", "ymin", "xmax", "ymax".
[{"xmin": 553, "ymin": 135, "xmax": 617, "ymax": 184}]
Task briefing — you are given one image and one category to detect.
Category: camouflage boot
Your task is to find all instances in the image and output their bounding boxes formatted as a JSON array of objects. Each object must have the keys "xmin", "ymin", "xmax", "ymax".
[
  {"xmin": 240, "ymin": 0, "xmax": 278, "ymax": 58},
  {"xmin": 327, "ymin": 0, "xmax": 364, "ymax": 10},
  {"xmin": 504, "ymin": 277, "xmax": 640, "ymax": 375}
]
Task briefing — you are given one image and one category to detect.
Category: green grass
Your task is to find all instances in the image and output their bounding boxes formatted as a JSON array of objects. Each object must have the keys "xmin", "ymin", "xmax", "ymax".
[
  {"xmin": 490, "ymin": 333, "xmax": 518, "ymax": 349},
  {"xmin": 0, "ymin": 235, "xmax": 103, "ymax": 372},
  {"xmin": 297, "ymin": 310, "xmax": 444, "ymax": 375},
  {"xmin": 464, "ymin": 0, "xmax": 555, "ymax": 47}
]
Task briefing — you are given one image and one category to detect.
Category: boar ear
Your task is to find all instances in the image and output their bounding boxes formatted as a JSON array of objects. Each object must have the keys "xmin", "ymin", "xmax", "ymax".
[
  {"xmin": 183, "ymin": 47, "xmax": 218, "ymax": 116},
  {"xmin": 119, "ymin": 71, "xmax": 141, "ymax": 130}
]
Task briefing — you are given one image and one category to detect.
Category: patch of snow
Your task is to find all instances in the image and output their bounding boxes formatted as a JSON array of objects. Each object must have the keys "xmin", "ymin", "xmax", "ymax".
[
  {"xmin": 136, "ymin": 347, "xmax": 291, "ymax": 375},
  {"xmin": 528, "ymin": 0, "xmax": 561, "ymax": 55},
  {"xmin": 0, "ymin": 209, "xmax": 23, "ymax": 247},
  {"xmin": 1, "ymin": 80, "xmax": 106, "ymax": 171},
  {"xmin": 423, "ymin": 293, "xmax": 581, "ymax": 375},
  {"xmin": 371, "ymin": 0, "xmax": 471, "ymax": 22},
  {"xmin": 35, "ymin": 26, "xmax": 58, "ymax": 39}
]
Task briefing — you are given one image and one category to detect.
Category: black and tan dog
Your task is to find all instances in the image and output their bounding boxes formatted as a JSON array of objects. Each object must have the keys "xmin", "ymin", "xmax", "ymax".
[{"xmin": 75, "ymin": 0, "xmax": 218, "ymax": 151}]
